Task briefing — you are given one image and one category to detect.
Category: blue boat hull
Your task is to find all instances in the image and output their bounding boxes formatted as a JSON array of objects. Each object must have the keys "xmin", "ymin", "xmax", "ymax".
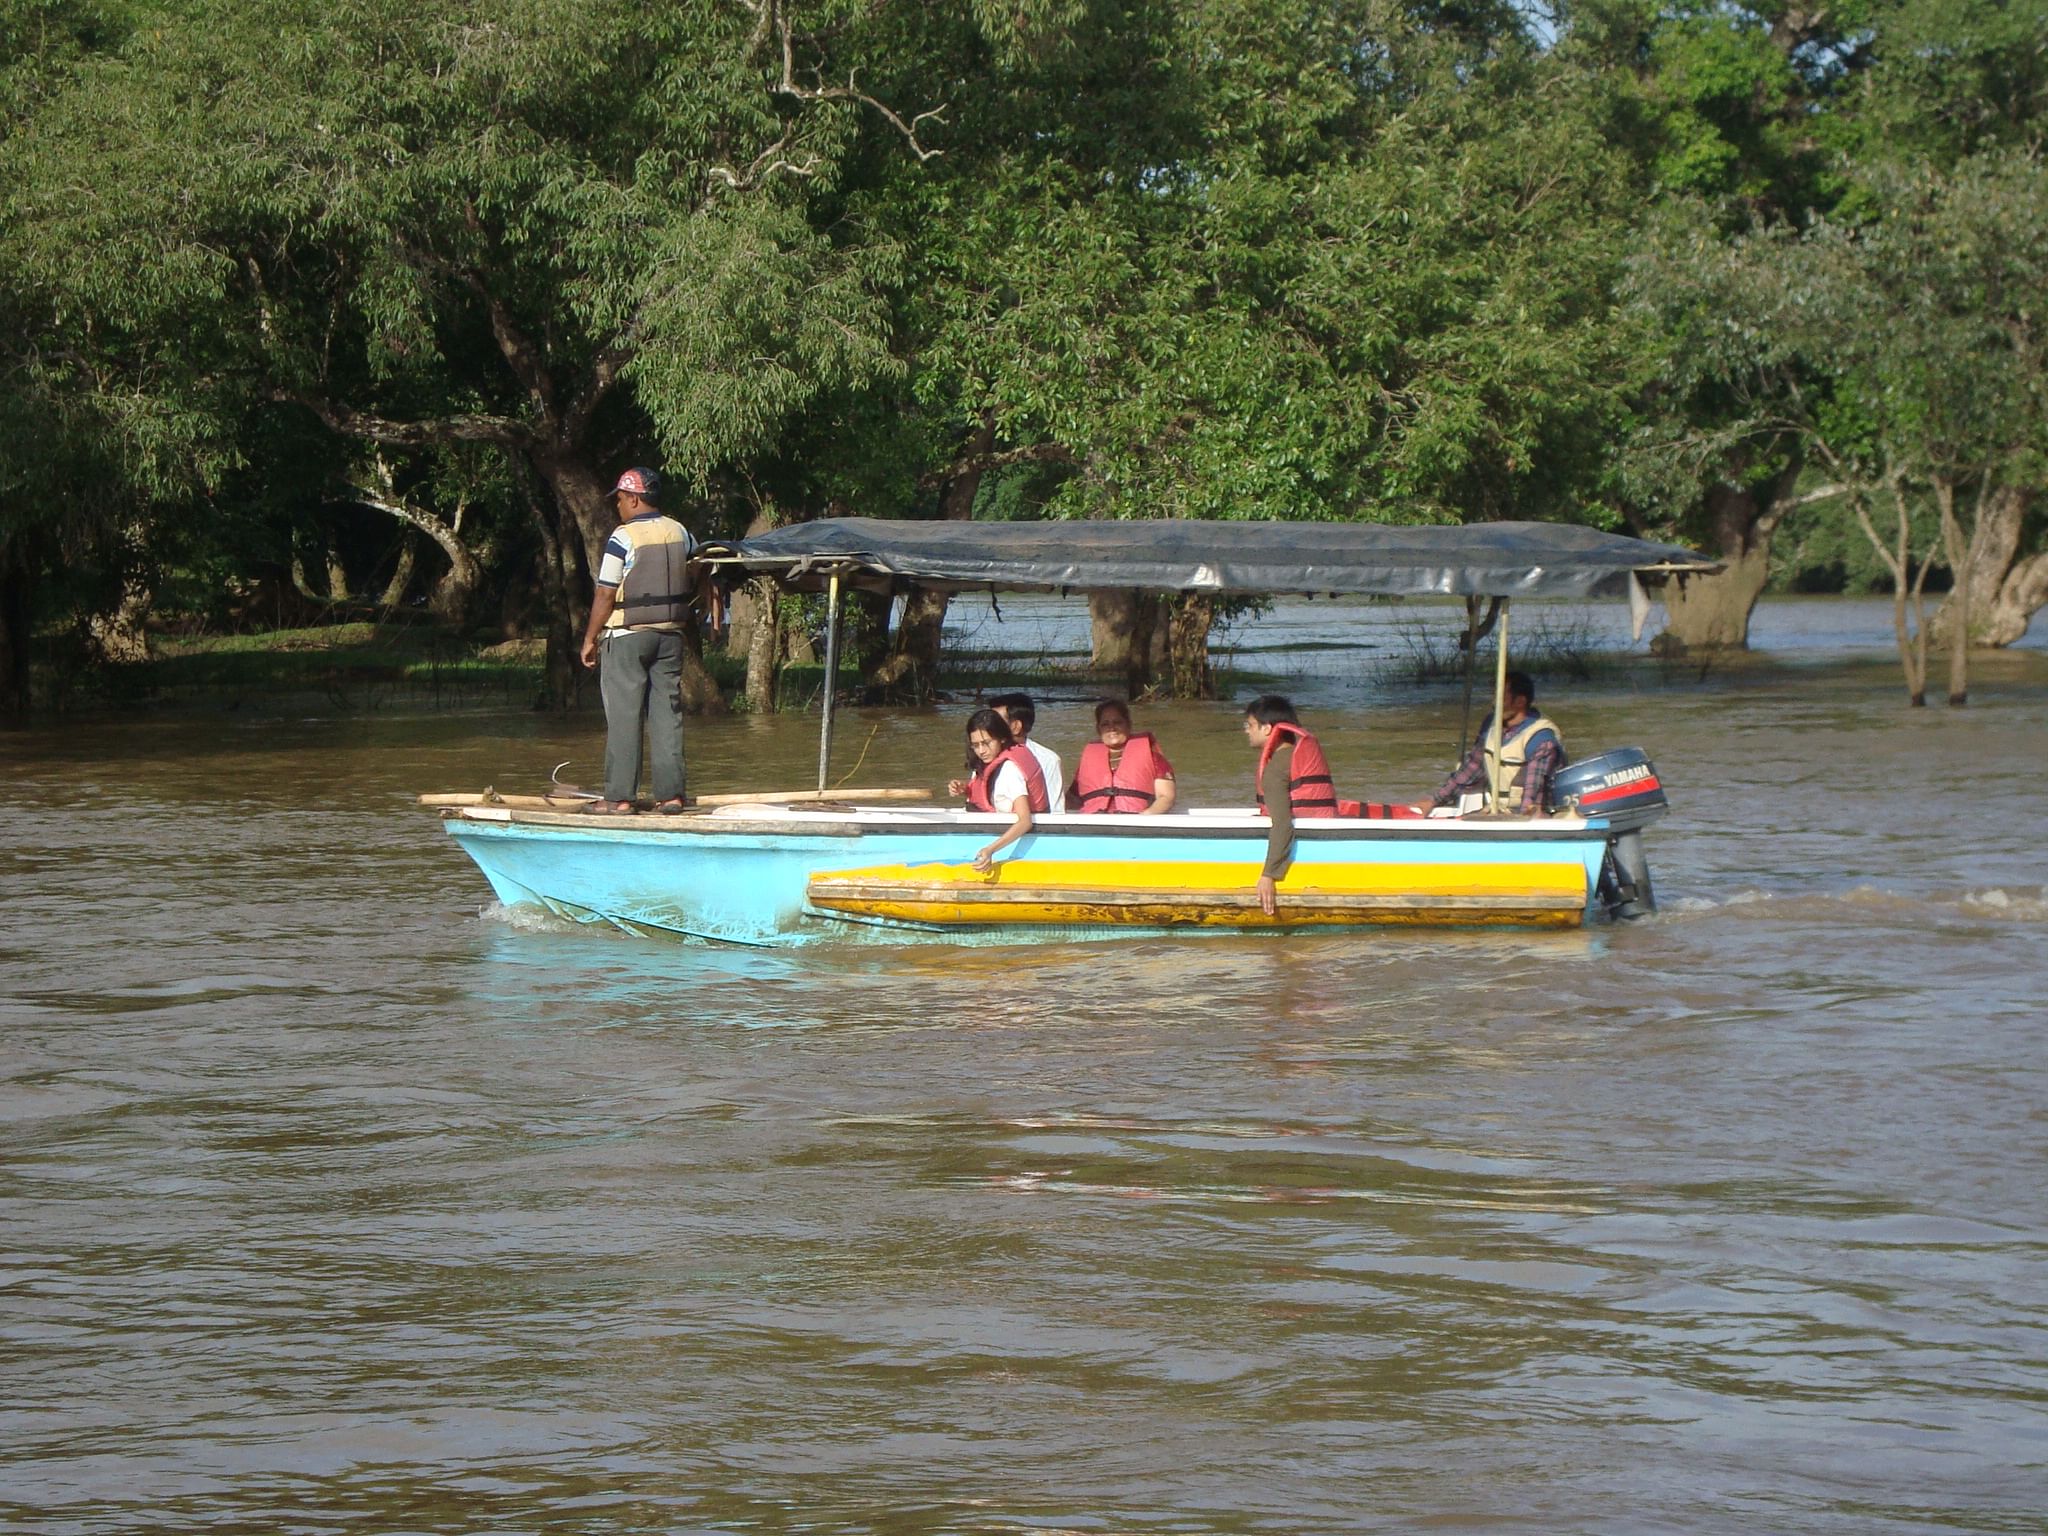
[{"xmin": 442, "ymin": 807, "xmax": 1613, "ymax": 946}]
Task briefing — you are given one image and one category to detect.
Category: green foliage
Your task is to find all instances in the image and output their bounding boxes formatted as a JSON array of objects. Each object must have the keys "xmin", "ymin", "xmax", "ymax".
[{"xmin": 3, "ymin": 0, "xmax": 2046, "ymax": 704}]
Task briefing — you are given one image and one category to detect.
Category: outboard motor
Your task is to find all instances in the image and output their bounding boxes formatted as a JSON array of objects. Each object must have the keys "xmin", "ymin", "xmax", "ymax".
[{"xmin": 1552, "ymin": 748, "xmax": 1668, "ymax": 921}]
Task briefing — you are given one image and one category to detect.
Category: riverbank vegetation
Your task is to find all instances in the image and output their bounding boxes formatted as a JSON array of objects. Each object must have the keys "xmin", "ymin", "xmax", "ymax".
[{"xmin": 3, "ymin": 0, "xmax": 2042, "ymax": 716}]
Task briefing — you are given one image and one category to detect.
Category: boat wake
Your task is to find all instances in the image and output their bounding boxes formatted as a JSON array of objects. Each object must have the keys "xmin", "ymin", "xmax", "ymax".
[
  {"xmin": 477, "ymin": 900, "xmax": 583, "ymax": 935},
  {"xmin": 1661, "ymin": 884, "xmax": 2048, "ymax": 925}
]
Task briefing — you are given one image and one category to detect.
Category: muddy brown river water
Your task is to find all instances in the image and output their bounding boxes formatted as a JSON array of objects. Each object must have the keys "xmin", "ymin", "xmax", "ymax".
[{"xmin": 2, "ymin": 597, "xmax": 2045, "ymax": 1533}]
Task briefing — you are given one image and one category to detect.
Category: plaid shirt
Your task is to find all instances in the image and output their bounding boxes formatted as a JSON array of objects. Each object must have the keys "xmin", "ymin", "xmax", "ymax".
[{"xmin": 1432, "ymin": 715, "xmax": 1565, "ymax": 813}]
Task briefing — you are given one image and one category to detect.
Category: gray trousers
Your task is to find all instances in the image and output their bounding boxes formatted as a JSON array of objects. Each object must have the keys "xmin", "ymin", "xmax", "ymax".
[{"xmin": 599, "ymin": 628, "xmax": 686, "ymax": 804}]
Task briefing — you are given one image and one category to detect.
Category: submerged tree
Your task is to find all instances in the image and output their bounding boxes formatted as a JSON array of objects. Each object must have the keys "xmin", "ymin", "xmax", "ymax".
[{"xmin": 1637, "ymin": 148, "xmax": 2047, "ymax": 704}]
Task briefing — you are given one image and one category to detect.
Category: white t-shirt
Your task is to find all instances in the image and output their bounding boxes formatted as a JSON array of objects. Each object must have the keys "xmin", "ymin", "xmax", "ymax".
[
  {"xmin": 1023, "ymin": 740, "xmax": 1065, "ymax": 812},
  {"xmin": 986, "ymin": 760, "xmax": 1031, "ymax": 811}
]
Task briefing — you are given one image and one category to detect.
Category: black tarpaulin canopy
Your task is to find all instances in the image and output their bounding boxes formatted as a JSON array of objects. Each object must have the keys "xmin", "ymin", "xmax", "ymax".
[{"xmin": 712, "ymin": 517, "xmax": 1717, "ymax": 599}]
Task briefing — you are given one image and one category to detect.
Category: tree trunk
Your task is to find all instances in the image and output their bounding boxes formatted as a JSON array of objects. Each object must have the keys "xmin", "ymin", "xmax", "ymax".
[
  {"xmin": 1651, "ymin": 478, "xmax": 1790, "ymax": 653},
  {"xmin": 1654, "ymin": 542, "xmax": 1772, "ymax": 654},
  {"xmin": 523, "ymin": 447, "xmax": 725, "ymax": 713},
  {"xmin": 1934, "ymin": 477, "xmax": 1970, "ymax": 707},
  {"xmin": 868, "ymin": 585, "xmax": 948, "ymax": 702},
  {"xmin": 529, "ymin": 448, "xmax": 615, "ymax": 573},
  {"xmin": 1851, "ymin": 470, "xmax": 1935, "ymax": 707},
  {"xmin": 0, "ymin": 540, "xmax": 30, "ymax": 716},
  {"xmin": 380, "ymin": 532, "xmax": 417, "ymax": 609},
  {"xmin": 290, "ymin": 542, "xmax": 323, "ymax": 603},
  {"xmin": 325, "ymin": 545, "xmax": 351, "ymax": 603},
  {"xmin": 1980, "ymin": 546, "xmax": 2048, "ymax": 647},
  {"xmin": 742, "ymin": 577, "xmax": 781, "ymax": 712},
  {"xmin": 1089, "ymin": 589, "xmax": 1161, "ymax": 697},
  {"xmin": 724, "ymin": 509, "xmax": 778, "ymax": 672},
  {"xmin": 530, "ymin": 513, "xmax": 580, "ymax": 711},
  {"xmin": 366, "ymin": 499, "xmax": 481, "ymax": 623},
  {"xmin": 1166, "ymin": 594, "xmax": 1215, "ymax": 700},
  {"xmin": 677, "ymin": 617, "xmax": 728, "ymax": 715},
  {"xmin": 862, "ymin": 418, "xmax": 993, "ymax": 700},
  {"xmin": 86, "ymin": 522, "xmax": 155, "ymax": 665},
  {"xmin": 1930, "ymin": 485, "xmax": 2042, "ymax": 647}
]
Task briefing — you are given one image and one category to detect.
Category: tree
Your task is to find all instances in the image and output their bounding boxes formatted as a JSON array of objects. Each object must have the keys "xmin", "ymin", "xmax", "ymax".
[
  {"xmin": 3, "ymin": 0, "xmax": 944, "ymax": 704},
  {"xmin": 1636, "ymin": 149, "xmax": 2048, "ymax": 703},
  {"xmin": 1583, "ymin": 0, "xmax": 1880, "ymax": 650}
]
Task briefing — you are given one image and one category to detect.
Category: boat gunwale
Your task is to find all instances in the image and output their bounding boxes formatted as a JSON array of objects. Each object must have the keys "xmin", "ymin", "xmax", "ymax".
[{"xmin": 439, "ymin": 805, "xmax": 1615, "ymax": 843}]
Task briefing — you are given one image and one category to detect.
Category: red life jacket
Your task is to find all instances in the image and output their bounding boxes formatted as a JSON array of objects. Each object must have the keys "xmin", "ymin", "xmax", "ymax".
[
  {"xmin": 1255, "ymin": 721, "xmax": 1358, "ymax": 819},
  {"xmin": 967, "ymin": 743, "xmax": 1051, "ymax": 813},
  {"xmin": 1072, "ymin": 734, "xmax": 1169, "ymax": 813}
]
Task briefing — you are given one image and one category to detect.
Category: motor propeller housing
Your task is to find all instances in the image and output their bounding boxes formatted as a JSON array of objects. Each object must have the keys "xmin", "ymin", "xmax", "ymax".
[{"xmin": 1554, "ymin": 748, "xmax": 1667, "ymax": 919}]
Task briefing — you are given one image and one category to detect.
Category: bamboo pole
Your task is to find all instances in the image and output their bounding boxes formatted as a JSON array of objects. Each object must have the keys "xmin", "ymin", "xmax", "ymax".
[
  {"xmin": 697, "ymin": 787, "xmax": 931, "ymax": 807},
  {"xmin": 416, "ymin": 787, "xmax": 933, "ymax": 810}
]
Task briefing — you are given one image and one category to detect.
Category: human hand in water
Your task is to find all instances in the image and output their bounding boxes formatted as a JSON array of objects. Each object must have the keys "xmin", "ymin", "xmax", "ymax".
[{"xmin": 1256, "ymin": 874, "xmax": 1278, "ymax": 916}]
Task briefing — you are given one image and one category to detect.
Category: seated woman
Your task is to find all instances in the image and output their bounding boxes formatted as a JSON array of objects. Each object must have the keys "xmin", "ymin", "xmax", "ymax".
[
  {"xmin": 1069, "ymin": 698, "xmax": 1177, "ymax": 814},
  {"xmin": 945, "ymin": 707, "xmax": 1051, "ymax": 871}
]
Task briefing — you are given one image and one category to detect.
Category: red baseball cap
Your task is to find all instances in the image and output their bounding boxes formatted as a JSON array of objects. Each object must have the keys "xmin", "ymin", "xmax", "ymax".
[{"xmin": 609, "ymin": 467, "xmax": 663, "ymax": 502}]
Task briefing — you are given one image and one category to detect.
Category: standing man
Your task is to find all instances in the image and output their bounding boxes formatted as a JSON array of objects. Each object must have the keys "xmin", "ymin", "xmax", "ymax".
[
  {"xmin": 578, "ymin": 468, "xmax": 697, "ymax": 814},
  {"xmin": 1409, "ymin": 671, "xmax": 1566, "ymax": 816},
  {"xmin": 1244, "ymin": 694, "xmax": 1355, "ymax": 916},
  {"xmin": 988, "ymin": 692, "xmax": 1066, "ymax": 812}
]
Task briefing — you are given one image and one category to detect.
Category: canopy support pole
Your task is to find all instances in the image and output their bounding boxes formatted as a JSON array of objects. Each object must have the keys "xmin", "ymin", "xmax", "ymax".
[
  {"xmin": 1486, "ymin": 599, "xmax": 1511, "ymax": 813},
  {"xmin": 1455, "ymin": 596, "xmax": 1501, "ymax": 761},
  {"xmin": 817, "ymin": 571, "xmax": 842, "ymax": 792},
  {"xmin": 1457, "ymin": 596, "xmax": 1480, "ymax": 760}
]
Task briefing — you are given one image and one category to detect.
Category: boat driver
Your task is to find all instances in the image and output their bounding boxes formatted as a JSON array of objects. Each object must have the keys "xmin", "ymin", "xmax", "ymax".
[{"xmin": 1410, "ymin": 670, "xmax": 1567, "ymax": 816}]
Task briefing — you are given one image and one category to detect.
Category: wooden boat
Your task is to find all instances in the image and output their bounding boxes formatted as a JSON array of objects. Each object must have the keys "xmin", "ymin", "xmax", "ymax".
[
  {"xmin": 428, "ymin": 519, "xmax": 1714, "ymax": 945},
  {"xmin": 438, "ymin": 801, "xmax": 1619, "ymax": 943}
]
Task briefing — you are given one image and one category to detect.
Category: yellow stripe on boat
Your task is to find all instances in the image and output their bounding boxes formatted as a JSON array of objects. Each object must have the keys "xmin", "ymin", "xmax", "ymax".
[{"xmin": 806, "ymin": 858, "xmax": 1588, "ymax": 929}]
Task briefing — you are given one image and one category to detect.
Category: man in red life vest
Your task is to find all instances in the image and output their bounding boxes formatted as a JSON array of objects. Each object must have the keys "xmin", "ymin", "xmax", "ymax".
[
  {"xmin": 1071, "ymin": 698, "xmax": 1177, "ymax": 814},
  {"xmin": 1243, "ymin": 694, "xmax": 1345, "ymax": 916}
]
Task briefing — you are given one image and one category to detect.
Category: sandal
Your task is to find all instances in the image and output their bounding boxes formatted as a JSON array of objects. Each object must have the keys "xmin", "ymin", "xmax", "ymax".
[
  {"xmin": 653, "ymin": 798, "xmax": 690, "ymax": 816},
  {"xmin": 583, "ymin": 800, "xmax": 638, "ymax": 815}
]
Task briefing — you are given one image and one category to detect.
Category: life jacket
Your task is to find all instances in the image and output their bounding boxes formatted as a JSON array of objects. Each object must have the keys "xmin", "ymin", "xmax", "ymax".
[
  {"xmin": 967, "ymin": 743, "xmax": 1051, "ymax": 813},
  {"xmin": 1255, "ymin": 722, "xmax": 1358, "ymax": 819},
  {"xmin": 1480, "ymin": 711, "xmax": 1566, "ymax": 812},
  {"xmin": 1072, "ymin": 734, "xmax": 1169, "ymax": 813},
  {"xmin": 606, "ymin": 514, "xmax": 696, "ymax": 631}
]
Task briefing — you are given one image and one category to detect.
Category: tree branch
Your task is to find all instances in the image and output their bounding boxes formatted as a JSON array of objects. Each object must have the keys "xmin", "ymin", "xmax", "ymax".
[
  {"xmin": 915, "ymin": 441, "xmax": 1078, "ymax": 493},
  {"xmin": 708, "ymin": 122, "xmax": 823, "ymax": 190},
  {"xmin": 285, "ymin": 392, "xmax": 531, "ymax": 449},
  {"xmin": 775, "ymin": 3, "xmax": 946, "ymax": 162}
]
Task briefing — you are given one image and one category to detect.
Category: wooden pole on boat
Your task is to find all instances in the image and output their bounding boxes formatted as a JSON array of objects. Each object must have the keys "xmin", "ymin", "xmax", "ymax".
[
  {"xmin": 817, "ymin": 570, "xmax": 842, "ymax": 792},
  {"xmin": 1487, "ymin": 598, "xmax": 1511, "ymax": 814}
]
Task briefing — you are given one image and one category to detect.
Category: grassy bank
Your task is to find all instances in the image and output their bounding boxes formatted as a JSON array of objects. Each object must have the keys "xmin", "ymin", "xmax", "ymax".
[{"xmin": 127, "ymin": 623, "xmax": 554, "ymax": 709}]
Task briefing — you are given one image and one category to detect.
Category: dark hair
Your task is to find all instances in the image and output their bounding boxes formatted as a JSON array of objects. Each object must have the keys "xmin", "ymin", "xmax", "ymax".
[
  {"xmin": 1094, "ymin": 696, "xmax": 1132, "ymax": 728},
  {"xmin": 1243, "ymin": 694, "xmax": 1299, "ymax": 726},
  {"xmin": 988, "ymin": 691, "xmax": 1035, "ymax": 733},
  {"xmin": 1506, "ymin": 670, "xmax": 1536, "ymax": 704},
  {"xmin": 963, "ymin": 707, "xmax": 1014, "ymax": 774}
]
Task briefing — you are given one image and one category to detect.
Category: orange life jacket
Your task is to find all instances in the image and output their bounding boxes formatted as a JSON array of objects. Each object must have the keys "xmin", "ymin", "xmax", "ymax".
[
  {"xmin": 967, "ymin": 743, "xmax": 1051, "ymax": 813},
  {"xmin": 1072, "ymin": 734, "xmax": 1169, "ymax": 813},
  {"xmin": 1255, "ymin": 722, "xmax": 1357, "ymax": 819}
]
